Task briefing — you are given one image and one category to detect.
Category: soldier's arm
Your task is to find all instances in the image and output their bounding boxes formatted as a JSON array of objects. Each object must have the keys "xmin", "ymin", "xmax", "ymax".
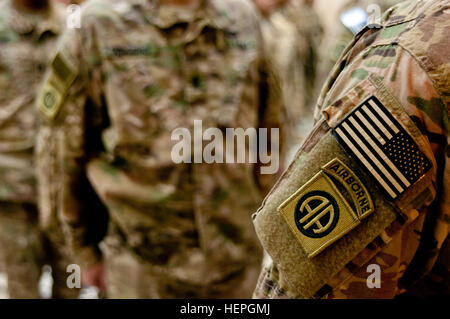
[
  {"xmin": 36, "ymin": 24, "xmax": 106, "ymax": 268},
  {"xmin": 253, "ymin": 21, "xmax": 448, "ymax": 298},
  {"xmin": 255, "ymin": 62, "xmax": 287, "ymax": 195},
  {"xmin": 255, "ymin": 15, "xmax": 291, "ymax": 195}
]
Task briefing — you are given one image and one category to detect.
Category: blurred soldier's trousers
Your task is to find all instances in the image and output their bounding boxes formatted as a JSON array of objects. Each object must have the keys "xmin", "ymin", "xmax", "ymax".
[{"xmin": 0, "ymin": 202, "xmax": 79, "ymax": 299}]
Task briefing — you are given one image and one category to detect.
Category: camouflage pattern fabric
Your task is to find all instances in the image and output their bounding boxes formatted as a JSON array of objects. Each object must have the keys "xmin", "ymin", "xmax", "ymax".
[
  {"xmin": 254, "ymin": 0, "xmax": 449, "ymax": 299},
  {"xmin": 36, "ymin": 0, "xmax": 286, "ymax": 298},
  {"xmin": 0, "ymin": 203, "xmax": 43, "ymax": 298},
  {"xmin": 259, "ymin": 0, "xmax": 323, "ymax": 127},
  {"xmin": 328, "ymin": 0, "xmax": 403, "ymax": 67},
  {"xmin": 0, "ymin": 1, "xmax": 79, "ymax": 299},
  {"xmin": 0, "ymin": 202, "xmax": 78, "ymax": 299},
  {"xmin": 0, "ymin": 0, "xmax": 63, "ymax": 203},
  {"xmin": 102, "ymin": 223, "xmax": 262, "ymax": 298}
]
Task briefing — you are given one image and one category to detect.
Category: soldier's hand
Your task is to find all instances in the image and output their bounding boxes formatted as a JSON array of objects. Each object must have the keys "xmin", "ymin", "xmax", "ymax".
[{"xmin": 82, "ymin": 262, "xmax": 106, "ymax": 292}]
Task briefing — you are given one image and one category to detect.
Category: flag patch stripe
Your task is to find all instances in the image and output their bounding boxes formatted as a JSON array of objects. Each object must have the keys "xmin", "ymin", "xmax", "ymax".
[
  {"xmin": 355, "ymin": 110, "xmax": 385, "ymax": 145},
  {"xmin": 333, "ymin": 96, "xmax": 432, "ymax": 200},
  {"xmin": 362, "ymin": 105, "xmax": 394, "ymax": 140},
  {"xmin": 368, "ymin": 99, "xmax": 400, "ymax": 134},
  {"xmin": 335, "ymin": 127, "xmax": 398, "ymax": 198},
  {"xmin": 347, "ymin": 117, "xmax": 411, "ymax": 187},
  {"xmin": 341, "ymin": 120, "xmax": 404, "ymax": 193}
]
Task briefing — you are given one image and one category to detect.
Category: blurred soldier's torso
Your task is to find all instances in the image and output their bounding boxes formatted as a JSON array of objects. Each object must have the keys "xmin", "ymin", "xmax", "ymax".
[
  {"xmin": 0, "ymin": 0, "xmax": 80, "ymax": 300},
  {"xmin": 37, "ymin": 0, "xmax": 287, "ymax": 298},
  {"xmin": 258, "ymin": 0, "xmax": 322, "ymax": 146}
]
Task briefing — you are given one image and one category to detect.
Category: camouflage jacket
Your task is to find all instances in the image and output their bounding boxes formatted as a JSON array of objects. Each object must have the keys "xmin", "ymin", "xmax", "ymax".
[
  {"xmin": 36, "ymin": 0, "xmax": 286, "ymax": 291},
  {"xmin": 0, "ymin": 1, "xmax": 63, "ymax": 204},
  {"xmin": 253, "ymin": 0, "xmax": 449, "ymax": 299}
]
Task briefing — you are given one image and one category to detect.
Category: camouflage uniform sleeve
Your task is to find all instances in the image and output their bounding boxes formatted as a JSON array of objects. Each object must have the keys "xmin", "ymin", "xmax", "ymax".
[
  {"xmin": 36, "ymin": 23, "xmax": 105, "ymax": 267},
  {"xmin": 253, "ymin": 0, "xmax": 449, "ymax": 299}
]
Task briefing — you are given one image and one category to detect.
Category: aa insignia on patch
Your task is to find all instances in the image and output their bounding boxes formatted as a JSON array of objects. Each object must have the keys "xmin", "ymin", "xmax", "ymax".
[
  {"xmin": 37, "ymin": 53, "xmax": 77, "ymax": 120},
  {"xmin": 278, "ymin": 158, "xmax": 374, "ymax": 258},
  {"xmin": 279, "ymin": 160, "xmax": 366, "ymax": 258},
  {"xmin": 332, "ymin": 96, "xmax": 432, "ymax": 200}
]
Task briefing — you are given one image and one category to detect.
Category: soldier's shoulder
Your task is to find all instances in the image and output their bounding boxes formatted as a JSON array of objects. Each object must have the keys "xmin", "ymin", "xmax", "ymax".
[
  {"xmin": 382, "ymin": 0, "xmax": 446, "ymax": 26},
  {"xmin": 382, "ymin": 0, "xmax": 450, "ymax": 98}
]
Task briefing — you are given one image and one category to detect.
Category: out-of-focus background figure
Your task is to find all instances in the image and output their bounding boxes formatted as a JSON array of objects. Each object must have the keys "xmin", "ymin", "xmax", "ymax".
[
  {"xmin": 0, "ymin": 0, "xmax": 78, "ymax": 298},
  {"xmin": 36, "ymin": 0, "xmax": 288, "ymax": 299},
  {"xmin": 254, "ymin": 0, "xmax": 323, "ymax": 157},
  {"xmin": 328, "ymin": 0, "xmax": 402, "ymax": 67},
  {"xmin": 314, "ymin": 0, "xmax": 402, "ymax": 105}
]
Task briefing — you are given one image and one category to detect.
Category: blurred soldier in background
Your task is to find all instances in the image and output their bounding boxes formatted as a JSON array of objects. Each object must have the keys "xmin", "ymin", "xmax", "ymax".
[
  {"xmin": 329, "ymin": 0, "xmax": 401, "ymax": 66},
  {"xmin": 36, "ymin": 0, "xmax": 287, "ymax": 298},
  {"xmin": 0, "ymin": 0, "xmax": 78, "ymax": 298},
  {"xmin": 315, "ymin": 0, "xmax": 401, "ymax": 110},
  {"xmin": 253, "ymin": 0, "xmax": 449, "ymax": 299},
  {"xmin": 254, "ymin": 0, "xmax": 323, "ymax": 149}
]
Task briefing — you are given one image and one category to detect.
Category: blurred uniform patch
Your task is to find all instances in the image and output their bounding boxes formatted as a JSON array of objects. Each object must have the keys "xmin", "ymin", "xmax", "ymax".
[{"xmin": 37, "ymin": 53, "xmax": 77, "ymax": 120}]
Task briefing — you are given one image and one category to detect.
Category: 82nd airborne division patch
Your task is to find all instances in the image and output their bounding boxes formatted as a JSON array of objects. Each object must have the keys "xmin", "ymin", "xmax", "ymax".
[{"xmin": 278, "ymin": 158, "xmax": 374, "ymax": 258}]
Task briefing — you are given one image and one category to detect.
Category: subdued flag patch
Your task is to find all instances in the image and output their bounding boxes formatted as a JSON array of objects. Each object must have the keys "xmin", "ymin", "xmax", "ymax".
[{"xmin": 332, "ymin": 96, "xmax": 432, "ymax": 200}]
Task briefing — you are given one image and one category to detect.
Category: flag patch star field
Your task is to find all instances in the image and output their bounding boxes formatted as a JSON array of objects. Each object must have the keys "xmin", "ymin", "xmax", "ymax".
[{"xmin": 332, "ymin": 96, "xmax": 431, "ymax": 200}]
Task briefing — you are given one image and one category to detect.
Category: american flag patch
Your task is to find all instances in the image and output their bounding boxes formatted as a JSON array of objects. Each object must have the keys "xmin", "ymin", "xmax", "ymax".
[{"xmin": 332, "ymin": 96, "xmax": 432, "ymax": 200}]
